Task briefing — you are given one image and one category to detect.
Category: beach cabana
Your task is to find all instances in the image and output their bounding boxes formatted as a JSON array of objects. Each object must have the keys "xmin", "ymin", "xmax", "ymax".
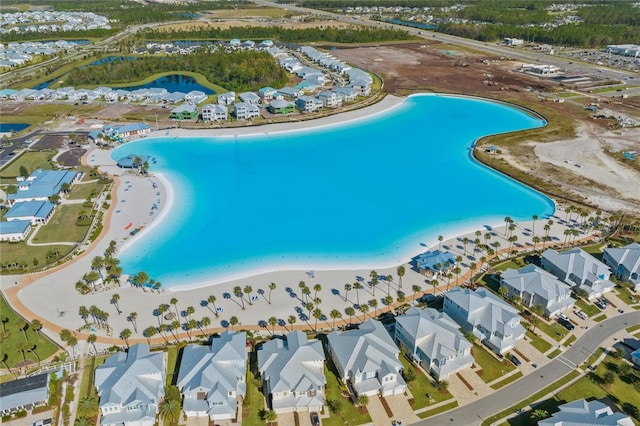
[{"xmin": 415, "ymin": 250, "xmax": 456, "ymax": 276}]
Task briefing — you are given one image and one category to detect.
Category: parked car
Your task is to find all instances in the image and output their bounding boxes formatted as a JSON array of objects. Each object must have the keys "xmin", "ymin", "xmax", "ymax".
[
  {"xmin": 558, "ymin": 317, "xmax": 575, "ymax": 330},
  {"xmin": 509, "ymin": 354, "xmax": 522, "ymax": 366},
  {"xmin": 557, "ymin": 313, "xmax": 569, "ymax": 322},
  {"xmin": 595, "ymin": 300, "xmax": 606, "ymax": 310},
  {"xmin": 575, "ymin": 310, "xmax": 589, "ymax": 320},
  {"xmin": 310, "ymin": 412, "xmax": 320, "ymax": 426}
]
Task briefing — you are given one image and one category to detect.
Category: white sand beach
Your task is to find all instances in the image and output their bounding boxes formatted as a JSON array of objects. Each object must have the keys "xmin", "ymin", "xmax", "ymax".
[{"xmin": 0, "ymin": 95, "xmax": 600, "ymax": 347}]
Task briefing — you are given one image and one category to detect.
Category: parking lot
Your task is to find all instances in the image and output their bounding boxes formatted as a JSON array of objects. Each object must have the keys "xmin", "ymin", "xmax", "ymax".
[{"xmin": 556, "ymin": 48, "xmax": 640, "ymax": 73}]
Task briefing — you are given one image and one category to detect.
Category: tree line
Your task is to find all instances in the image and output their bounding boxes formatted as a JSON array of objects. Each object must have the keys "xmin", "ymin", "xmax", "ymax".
[
  {"xmin": 141, "ymin": 25, "xmax": 413, "ymax": 44},
  {"xmin": 64, "ymin": 49, "xmax": 289, "ymax": 92}
]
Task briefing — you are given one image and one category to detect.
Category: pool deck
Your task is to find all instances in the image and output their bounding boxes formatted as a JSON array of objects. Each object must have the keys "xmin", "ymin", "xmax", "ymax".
[{"xmin": 0, "ymin": 95, "xmax": 597, "ymax": 349}]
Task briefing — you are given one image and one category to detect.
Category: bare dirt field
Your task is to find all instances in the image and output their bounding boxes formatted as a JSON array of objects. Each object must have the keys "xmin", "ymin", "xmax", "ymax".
[{"xmin": 331, "ymin": 42, "xmax": 640, "ymax": 214}]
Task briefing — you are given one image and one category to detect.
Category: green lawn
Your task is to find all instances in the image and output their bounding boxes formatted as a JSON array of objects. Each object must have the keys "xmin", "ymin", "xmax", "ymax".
[
  {"xmin": 592, "ymin": 314, "xmax": 607, "ymax": 322},
  {"xmin": 616, "ymin": 285, "xmax": 638, "ymax": 306},
  {"xmin": 0, "ymin": 150, "xmax": 55, "ymax": 178},
  {"xmin": 563, "ymin": 335, "xmax": 577, "ymax": 347},
  {"xmin": 533, "ymin": 320, "xmax": 567, "ymax": 342},
  {"xmin": 471, "ymin": 344, "xmax": 515, "ymax": 383},
  {"xmin": 490, "ymin": 371, "xmax": 523, "ymax": 390},
  {"xmin": 32, "ymin": 204, "xmax": 92, "ymax": 243},
  {"xmin": 398, "ymin": 355, "xmax": 452, "ymax": 410},
  {"xmin": 242, "ymin": 364, "xmax": 265, "ymax": 426},
  {"xmin": 323, "ymin": 363, "xmax": 372, "ymax": 426},
  {"xmin": 416, "ymin": 401, "xmax": 459, "ymax": 419},
  {"xmin": 67, "ymin": 182, "xmax": 107, "ymax": 201},
  {"xmin": 76, "ymin": 355, "xmax": 106, "ymax": 420},
  {"xmin": 526, "ymin": 331, "xmax": 552, "ymax": 353},
  {"xmin": 584, "ymin": 347, "xmax": 606, "ymax": 368},
  {"xmin": 575, "ymin": 299, "xmax": 599, "ymax": 317},
  {"xmin": 0, "ymin": 242, "xmax": 74, "ymax": 273},
  {"xmin": 165, "ymin": 346, "xmax": 179, "ymax": 385},
  {"xmin": 547, "ymin": 349, "xmax": 562, "ymax": 359},
  {"xmin": 626, "ymin": 325, "xmax": 640, "ymax": 333},
  {"xmin": 0, "ymin": 293, "xmax": 60, "ymax": 368}
]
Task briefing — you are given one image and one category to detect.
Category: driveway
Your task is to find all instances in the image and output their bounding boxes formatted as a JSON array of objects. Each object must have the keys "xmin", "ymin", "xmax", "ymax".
[
  {"xmin": 366, "ymin": 396, "xmax": 391, "ymax": 426},
  {"xmin": 384, "ymin": 394, "xmax": 421, "ymax": 424},
  {"xmin": 277, "ymin": 412, "xmax": 296, "ymax": 426}
]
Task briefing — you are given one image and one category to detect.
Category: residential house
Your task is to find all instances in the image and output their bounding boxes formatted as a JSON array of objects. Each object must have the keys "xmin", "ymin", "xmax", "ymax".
[
  {"xmin": 395, "ymin": 307, "xmax": 473, "ymax": 379},
  {"xmin": 95, "ymin": 344, "xmax": 165, "ymax": 426},
  {"xmin": 415, "ymin": 250, "xmax": 457, "ymax": 277},
  {"xmin": 0, "ymin": 373, "xmax": 49, "ymax": 413},
  {"xmin": 541, "ymin": 248, "xmax": 615, "ymax": 300},
  {"xmin": 238, "ymin": 92, "xmax": 261, "ymax": 104},
  {"xmin": 257, "ymin": 331, "xmax": 326, "ymax": 414},
  {"xmin": 295, "ymin": 96, "xmax": 324, "ymax": 113},
  {"xmin": 333, "ymin": 87, "xmax": 358, "ymax": 102},
  {"xmin": 631, "ymin": 347, "xmax": 640, "ymax": 368},
  {"xmin": 169, "ymin": 104, "xmax": 198, "ymax": 120},
  {"xmin": 217, "ymin": 92, "xmax": 236, "ymax": 105},
  {"xmin": 602, "ymin": 243, "xmax": 640, "ymax": 291},
  {"xmin": 163, "ymin": 92, "xmax": 186, "ymax": 104},
  {"xmin": 9, "ymin": 169, "xmax": 78, "ymax": 205},
  {"xmin": 185, "ymin": 90, "xmax": 207, "ymax": 105},
  {"xmin": 316, "ymin": 91, "xmax": 342, "ymax": 108},
  {"xmin": 0, "ymin": 220, "xmax": 31, "ymax": 242},
  {"xmin": 537, "ymin": 399, "xmax": 634, "ymax": 426},
  {"xmin": 258, "ymin": 87, "xmax": 278, "ymax": 102},
  {"xmin": 443, "ymin": 287, "xmax": 525, "ymax": 355},
  {"xmin": 267, "ymin": 100, "xmax": 295, "ymax": 115},
  {"xmin": 500, "ymin": 265, "xmax": 575, "ymax": 318},
  {"xmin": 177, "ymin": 331, "xmax": 247, "ymax": 421},
  {"xmin": 201, "ymin": 104, "xmax": 228, "ymax": 122},
  {"xmin": 327, "ymin": 319, "xmax": 406, "ymax": 397},
  {"xmin": 4, "ymin": 200, "xmax": 55, "ymax": 225},
  {"xmin": 276, "ymin": 87, "xmax": 302, "ymax": 99},
  {"xmin": 233, "ymin": 102, "xmax": 260, "ymax": 120}
]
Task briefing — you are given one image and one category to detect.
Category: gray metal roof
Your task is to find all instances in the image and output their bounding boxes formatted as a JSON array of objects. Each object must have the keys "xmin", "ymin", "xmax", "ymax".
[
  {"xmin": 537, "ymin": 399, "xmax": 634, "ymax": 426},
  {"xmin": 0, "ymin": 373, "xmax": 48, "ymax": 411}
]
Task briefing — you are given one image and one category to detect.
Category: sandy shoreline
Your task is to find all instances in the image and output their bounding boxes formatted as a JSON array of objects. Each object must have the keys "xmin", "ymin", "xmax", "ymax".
[{"xmin": 0, "ymin": 94, "xmax": 598, "ymax": 348}]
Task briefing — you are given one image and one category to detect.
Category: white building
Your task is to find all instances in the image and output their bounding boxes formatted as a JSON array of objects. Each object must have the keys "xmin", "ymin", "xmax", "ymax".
[
  {"xmin": 233, "ymin": 102, "xmax": 260, "ymax": 120},
  {"xmin": 201, "ymin": 104, "xmax": 228, "ymax": 122},
  {"xmin": 602, "ymin": 243, "xmax": 640, "ymax": 291},
  {"xmin": 537, "ymin": 399, "xmax": 634, "ymax": 426}
]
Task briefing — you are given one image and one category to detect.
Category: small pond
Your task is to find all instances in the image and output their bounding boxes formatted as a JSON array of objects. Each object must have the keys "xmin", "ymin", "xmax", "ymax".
[
  {"xmin": 0, "ymin": 123, "xmax": 30, "ymax": 133},
  {"xmin": 116, "ymin": 74, "xmax": 215, "ymax": 94}
]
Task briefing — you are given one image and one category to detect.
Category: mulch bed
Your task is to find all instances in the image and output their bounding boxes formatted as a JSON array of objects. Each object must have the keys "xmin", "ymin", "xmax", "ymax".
[
  {"xmin": 380, "ymin": 395, "xmax": 394, "ymax": 417},
  {"xmin": 57, "ymin": 148, "xmax": 86, "ymax": 167},
  {"xmin": 456, "ymin": 372, "xmax": 474, "ymax": 391}
]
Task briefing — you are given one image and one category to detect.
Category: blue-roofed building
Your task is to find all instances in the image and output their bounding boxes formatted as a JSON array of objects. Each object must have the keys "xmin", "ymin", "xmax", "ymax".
[
  {"xmin": 0, "ymin": 373, "xmax": 49, "ymax": 412},
  {"xmin": 88, "ymin": 123, "xmax": 151, "ymax": 142},
  {"xmin": 0, "ymin": 88, "xmax": 18, "ymax": 99},
  {"xmin": 0, "ymin": 220, "xmax": 31, "ymax": 242},
  {"xmin": 258, "ymin": 87, "xmax": 278, "ymax": 101},
  {"xmin": 9, "ymin": 169, "xmax": 78, "ymax": 205},
  {"xmin": 5, "ymin": 200, "xmax": 55, "ymax": 225},
  {"xmin": 415, "ymin": 250, "xmax": 457, "ymax": 276},
  {"xmin": 117, "ymin": 155, "xmax": 149, "ymax": 169},
  {"xmin": 631, "ymin": 346, "xmax": 640, "ymax": 367}
]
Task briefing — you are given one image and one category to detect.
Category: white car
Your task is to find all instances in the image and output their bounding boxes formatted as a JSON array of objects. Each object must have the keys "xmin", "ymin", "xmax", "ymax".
[{"xmin": 575, "ymin": 310, "xmax": 589, "ymax": 320}]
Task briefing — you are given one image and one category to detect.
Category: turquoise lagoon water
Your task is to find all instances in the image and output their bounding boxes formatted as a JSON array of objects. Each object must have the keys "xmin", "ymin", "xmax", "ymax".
[{"xmin": 112, "ymin": 94, "xmax": 554, "ymax": 288}]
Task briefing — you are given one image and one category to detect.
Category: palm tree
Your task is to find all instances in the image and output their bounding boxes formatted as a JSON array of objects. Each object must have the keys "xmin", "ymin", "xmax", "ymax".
[
  {"xmin": 452, "ymin": 267, "xmax": 461, "ymax": 289},
  {"xmin": 345, "ymin": 307, "xmax": 355, "ymax": 324},
  {"xmin": 157, "ymin": 304, "xmax": 168, "ymax": 325},
  {"xmin": 267, "ymin": 317, "xmax": 278, "ymax": 335},
  {"xmin": 313, "ymin": 308, "xmax": 323, "ymax": 332},
  {"xmin": 200, "ymin": 316, "xmax": 211, "ymax": 335},
  {"xmin": 120, "ymin": 328, "xmax": 132, "ymax": 348},
  {"xmin": 263, "ymin": 409, "xmax": 277, "ymax": 425},
  {"xmin": 532, "ymin": 214, "xmax": 539, "ymax": 237},
  {"xmin": 111, "ymin": 293, "xmax": 121, "ymax": 314},
  {"xmin": 397, "ymin": 265, "xmax": 405, "ymax": 288},
  {"xmin": 437, "ymin": 235, "xmax": 443, "ymax": 250},
  {"xmin": 29, "ymin": 319, "xmax": 42, "ymax": 341},
  {"xmin": 532, "ymin": 235, "xmax": 541, "ymax": 251},
  {"xmin": 158, "ymin": 324, "xmax": 168, "ymax": 343},
  {"xmin": 28, "ymin": 345, "xmax": 40, "ymax": 366},
  {"xmin": 358, "ymin": 303, "xmax": 369, "ymax": 320},
  {"xmin": 84, "ymin": 271, "xmax": 100, "ymax": 292},
  {"xmin": 0, "ymin": 350, "xmax": 13, "ymax": 375},
  {"xmin": 229, "ymin": 316, "xmax": 239, "ymax": 330},
  {"xmin": 15, "ymin": 341, "xmax": 29, "ymax": 365},
  {"xmin": 313, "ymin": 283, "xmax": 322, "ymax": 301},
  {"xmin": 386, "ymin": 275, "xmax": 393, "ymax": 296},
  {"xmin": 186, "ymin": 319, "xmax": 197, "ymax": 340},
  {"xmin": 329, "ymin": 309, "xmax": 342, "ymax": 330},
  {"xmin": 287, "ymin": 315, "xmax": 297, "ymax": 331},
  {"xmin": 170, "ymin": 320, "xmax": 181, "ymax": 342},
  {"xmin": 91, "ymin": 256, "xmax": 104, "ymax": 277},
  {"xmin": 268, "ymin": 282, "xmax": 277, "ymax": 304},
  {"xmin": 462, "ymin": 237, "xmax": 470, "ymax": 256},
  {"xmin": 144, "ymin": 326, "xmax": 157, "ymax": 344},
  {"xmin": 87, "ymin": 334, "xmax": 98, "ymax": 354},
  {"xmin": 504, "ymin": 216, "xmax": 512, "ymax": 234},
  {"xmin": 498, "ymin": 286, "xmax": 509, "ymax": 299},
  {"xmin": 128, "ymin": 312, "xmax": 138, "ymax": 333},
  {"xmin": 77, "ymin": 396, "xmax": 98, "ymax": 418},
  {"xmin": 170, "ymin": 297, "xmax": 179, "ymax": 318},
  {"xmin": 431, "ymin": 279, "xmax": 439, "ymax": 295},
  {"xmin": 159, "ymin": 399, "xmax": 182, "ymax": 424},
  {"xmin": 298, "ymin": 281, "xmax": 307, "ymax": 302},
  {"xmin": 508, "ymin": 235, "xmax": 518, "ymax": 255},
  {"xmin": 370, "ymin": 270, "xmax": 378, "ymax": 296},
  {"xmin": 412, "ymin": 285, "xmax": 421, "ymax": 304},
  {"xmin": 207, "ymin": 295, "xmax": 219, "ymax": 317},
  {"xmin": 1, "ymin": 315, "xmax": 9, "ymax": 333},
  {"xmin": 244, "ymin": 285, "xmax": 254, "ymax": 305},
  {"xmin": 185, "ymin": 306, "xmax": 195, "ymax": 320},
  {"xmin": 233, "ymin": 286, "xmax": 245, "ymax": 310},
  {"xmin": 343, "ymin": 283, "xmax": 352, "ymax": 301},
  {"xmin": 369, "ymin": 299, "xmax": 378, "ymax": 317},
  {"xmin": 357, "ymin": 394, "xmax": 370, "ymax": 407},
  {"xmin": 383, "ymin": 295, "xmax": 393, "ymax": 306},
  {"xmin": 530, "ymin": 409, "xmax": 549, "ymax": 422},
  {"xmin": 68, "ymin": 335, "xmax": 78, "ymax": 358},
  {"xmin": 353, "ymin": 282, "xmax": 362, "ymax": 306}
]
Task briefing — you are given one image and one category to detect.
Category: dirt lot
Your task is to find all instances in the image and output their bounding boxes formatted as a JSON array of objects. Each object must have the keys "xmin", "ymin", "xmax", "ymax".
[{"xmin": 331, "ymin": 42, "xmax": 640, "ymax": 213}]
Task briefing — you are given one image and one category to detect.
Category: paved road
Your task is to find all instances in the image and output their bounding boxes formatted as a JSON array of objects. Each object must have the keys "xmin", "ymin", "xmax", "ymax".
[{"xmin": 417, "ymin": 311, "xmax": 640, "ymax": 426}]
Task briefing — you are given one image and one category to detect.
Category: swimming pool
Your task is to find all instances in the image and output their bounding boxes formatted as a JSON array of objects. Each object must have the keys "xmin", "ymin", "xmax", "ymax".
[{"xmin": 112, "ymin": 94, "xmax": 554, "ymax": 288}]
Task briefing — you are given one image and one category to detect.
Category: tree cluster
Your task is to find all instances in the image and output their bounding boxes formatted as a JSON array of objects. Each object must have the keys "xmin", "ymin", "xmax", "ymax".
[{"xmin": 64, "ymin": 49, "xmax": 288, "ymax": 92}]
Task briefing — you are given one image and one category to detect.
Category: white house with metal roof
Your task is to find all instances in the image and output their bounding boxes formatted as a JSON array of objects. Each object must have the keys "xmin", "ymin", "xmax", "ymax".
[
  {"xmin": 443, "ymin": 287, "xmax": 525, "ymax": 355},
  {"xmin": 177, "ymin": 331, "xmax": 246, "ymax": 421},
  {"xmin": 95, "ymin": 344, "xmax": 165, "ymax": 426},
  {"xmin": 541, "ymin": 248, "xmax": 615, "ymax": 300},
  {"xmin": 327, "ymin": 319, "xmax": 406, "ymax": 397},
  {"xmin": 500, "ymin": 264, "xmax": 575, "ymax": 318},
  {"xmin": 9, "ymin": 169, "xmax": 78, "ymax": 205},
  {"xmin": 185, "ymin": 90, "xmax": 207, "ymax": 105},
  {"xmin": 233, "ymin": 102, "xmax": 260, "ymax": 120},
  {"xmin": 201, "ymin": 104, "xmax": 228, "ymax": 122},
  {"xmin": 537, "ymin": 399, "xmax": 634, "ymax": 426},
  {"xmin": 257, "ymin": 331, "xmax": 326, "ymax": 414},
  {"xmin": 238, "ymin": 92, "xmax": 261, "ymax": 104},
  {"xmin": 217, "ymin": 92, "xmax": 236, "ymax": 105},
  {"xmin": 316, "ymin": 91, "xmax": 342, "ymax": 108},
  {"xmin": 395, "ymin": 307, "xmax": 474, "ymax": 379},
  {"xmin": 602, "ymin": 243, "xmax": 640, "ymax": 291},
  {"xmin": 0, "ymin": 373, "xmax": 49, "ymax": 413},
  {"xmin": 295, "ymin": 96, "xmax": 324, "ymax": 113},
  {"xmin": 4, "ymin": 200, "xmax": 55, "ymax": 225},
  {"xmin": 0, "ymin": 220, "xmax": 31, "ymax": 242}
]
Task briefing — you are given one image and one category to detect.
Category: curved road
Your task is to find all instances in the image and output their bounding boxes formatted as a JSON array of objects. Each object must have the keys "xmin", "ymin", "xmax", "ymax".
[{"xmin": 418, "ymin": 311, "xmax": 640, "ymax": 426}]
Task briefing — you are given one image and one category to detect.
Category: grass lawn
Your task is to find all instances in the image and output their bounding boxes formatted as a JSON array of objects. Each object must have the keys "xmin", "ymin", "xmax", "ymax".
[
  {"xmin": 563, "ymin": 335, "xmax": 577, "ymax": 347},
  {"xmin": 67, "ymin": 182, "xmax": 107, "ymax": 201},
  {"xmin": 592, "ymin": 314, "xmax": 607, "ymax": 322},
  {"xmin": 0, "ymin": 241, "xmax": 74, "ymax": 273},
  {"xmin": 547, "ymin": 349, "xmax": 562, "ymax": 359},
  {"xmin": 2, "ymin": 104, "xmax": 103, "ymax": 128},
  {"xmin": 32, "ymin": 204, "xmax": 92, "ymax": 243},
  {"xmin": 398, "ymin": 355, "xmax": 452, "ymax": 410},
  {"xmin": 0, "ymin": 150, "xmax": 55, "ymax": 178},
  {"xmin": 479, "ymin": 273, "xmax": 501, "ymax": 293},
  {"xmin": 494, "ymin": 260, "xmax": 522, "ymax": 272},
  {"xmin": 323, "ymin": 363, "xmax": 372, "ymax": 426},
  {"xmin": 616, "ymin": 285, "xmax": 637, "ymax": 305},
  {"xmin": 526, "ymin": 331, "xmax": 552, "ymax": 353},
  {"xmin": 471, "ymin": 344, "xmax": 515, "ymax": 383},
  {"xmin": 584, "ymin": 347, "xmax": 606, "ymax": 368},
  {"xmin": 242, "ymin": 364, "xmax": 265, "ymax": 426},
  {"xmin": 580, "ymin": 243, "xmax": 605, "ymax": 258},
  {"xmin": 490, "ymin": 371, "xmax": 523, "ymax": 390},
  {"xmin": 575, "ymin": 299, "xmax": 600, "ymax": 317},
  {"xmin": 533, "ymin": 320, "xmax": 567, "ymax": 342},
  {"xmin": 165, "ymin": 346, "xmax": 179, "ymax": 385},
  {"xmin": 626, "ymin": 325, "xmax": 640, "ymax": 333},
  {"xmin": 76, "ymin": 355, "xmax": 106, "ymax": 419},
  {"xmin": 416, "ymin": 401, "xmax": 459, "ymax": 419},
  {"xmin": 0, "ymin": 293, "xmax": 60, "ymax": 368}
]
